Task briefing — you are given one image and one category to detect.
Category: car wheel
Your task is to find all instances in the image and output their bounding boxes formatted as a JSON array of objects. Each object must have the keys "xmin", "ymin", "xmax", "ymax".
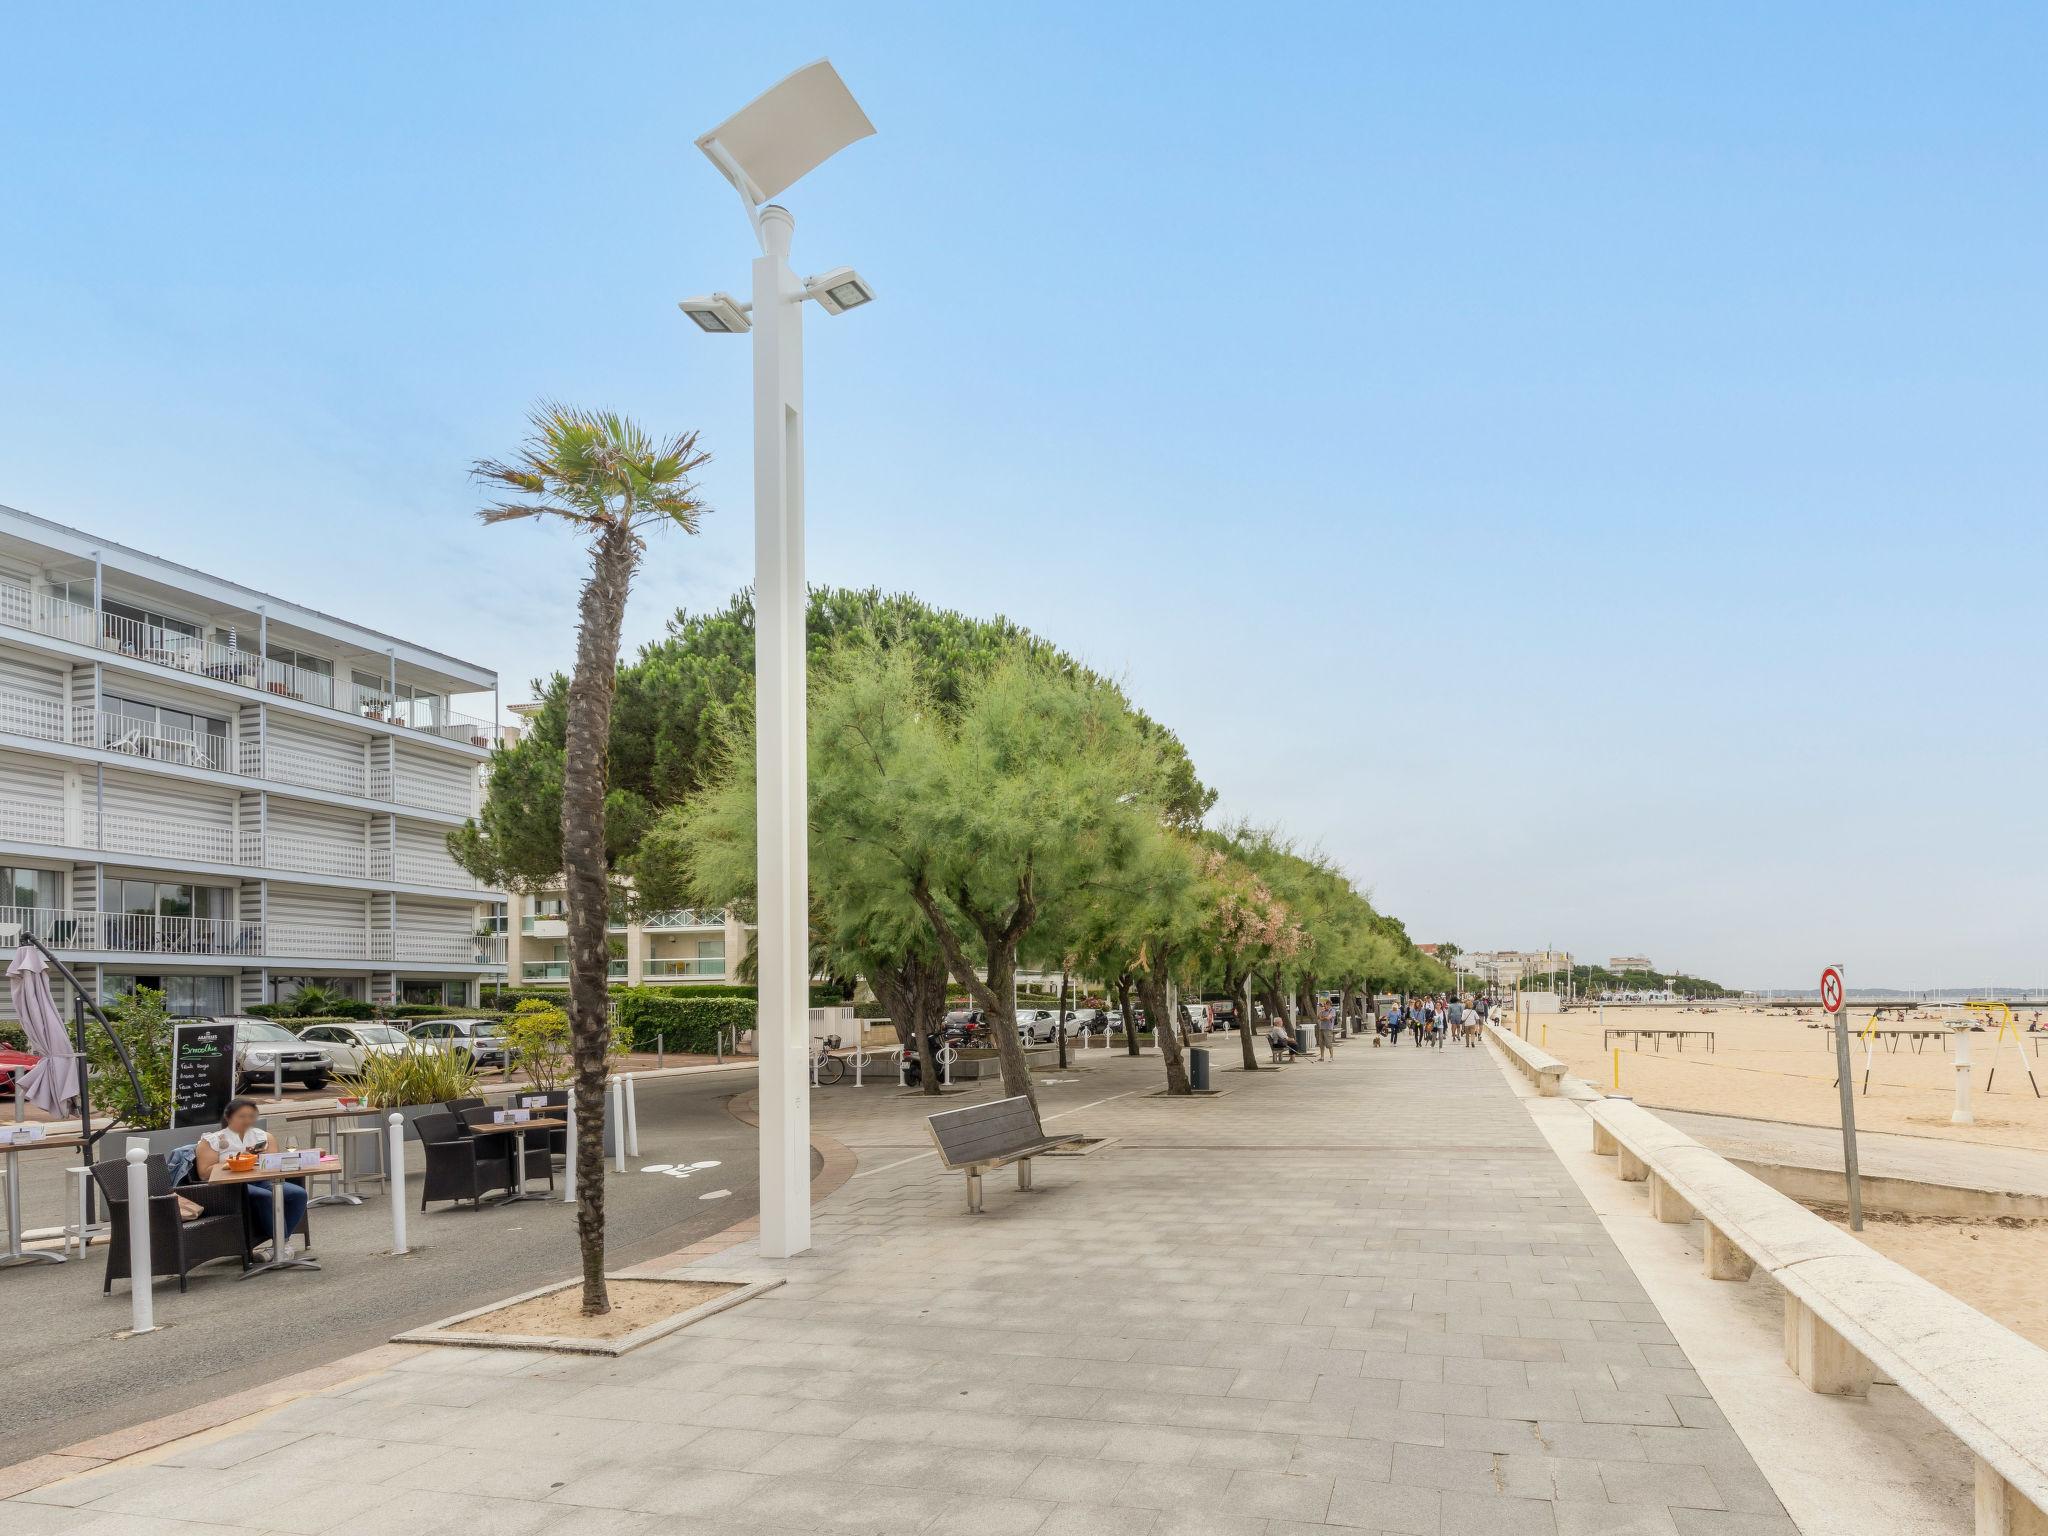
[{"xmin": 301, "ymin": 1073, "xmax": 329, "ymax": 1091}]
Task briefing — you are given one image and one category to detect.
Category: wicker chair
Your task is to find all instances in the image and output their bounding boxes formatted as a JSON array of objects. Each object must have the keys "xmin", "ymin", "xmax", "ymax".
[
  {"xmin": 89, "ymin": 1156, "xmax": 250, "ymax": 1293},
  {"xmin": 458, "ymin": 1106, "xmax": 553, "ymax": 1189},
  {"xmin": 414, "ymin": 1111, "xmax": 512, "ymax": 1210}
]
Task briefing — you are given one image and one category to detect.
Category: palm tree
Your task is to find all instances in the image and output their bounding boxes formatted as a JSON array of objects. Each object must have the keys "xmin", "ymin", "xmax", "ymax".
[{"xmin": 474, "ymin": 403, "xmax": 709, "ymax": 1316}]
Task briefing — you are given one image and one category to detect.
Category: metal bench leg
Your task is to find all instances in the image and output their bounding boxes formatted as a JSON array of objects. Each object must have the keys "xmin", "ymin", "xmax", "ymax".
[
  {"xmin": 1017, "ymin": 1158, "xmax": 1033, "ymax": 1192},
  {"xmin": 965, "ymin": 1170, "xmax": 982, "ymax": 1214}
]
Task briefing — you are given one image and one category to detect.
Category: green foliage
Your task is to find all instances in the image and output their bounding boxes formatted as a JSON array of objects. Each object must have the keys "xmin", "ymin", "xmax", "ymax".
[
  {"xmin": 265, "ymin": 986, "xmax": 377, "ymax": 1021},
  {"xmin": 612, "ymin": 990, "xmax": 756, "ymax": 1053},
  {"xmin": 335, "ymin": 1047, "xmax": 481, "ymax": 1108},
  {"xmin": 85, "ymin": 986, "xmax": 174, "ymax": 1130},
  {"xmin": 500, "ymin": 1000, "xmax": 571, "ymax": 1091}
]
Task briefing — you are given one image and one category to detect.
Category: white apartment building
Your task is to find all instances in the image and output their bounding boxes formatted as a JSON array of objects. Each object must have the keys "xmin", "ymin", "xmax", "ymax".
[
  {"xmin": 500, "ymin": 889, "xmax": 749, "ymax": 988},
  {"xmin": 0, "ymin": 504, "xmax": 503, "ymax": 1018}
]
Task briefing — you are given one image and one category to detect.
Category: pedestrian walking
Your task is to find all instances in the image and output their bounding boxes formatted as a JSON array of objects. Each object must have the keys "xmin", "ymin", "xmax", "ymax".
[{"xmin": 1316, "ymin": 999, "xmax": 1336, "ymax": 1061}]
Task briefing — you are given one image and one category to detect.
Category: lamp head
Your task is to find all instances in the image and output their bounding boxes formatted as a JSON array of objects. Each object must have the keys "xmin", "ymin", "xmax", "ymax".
[
  {"xmin": 803, "ymin": 266, "xmax": 876, "ymax": 316},
  {"xmin": 676, "ymin": 293, "xmax": 751, "ymax": 334}
]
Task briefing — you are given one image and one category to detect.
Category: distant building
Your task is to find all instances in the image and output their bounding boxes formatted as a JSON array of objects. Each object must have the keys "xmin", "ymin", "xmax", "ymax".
[
  {"xmin": 1608, "ymin": 955, "xmax": 1656, "ymax": 973},
  {"xmin": 1460, "ymin": 950, "xmax": 1570, "ymax": 988}
]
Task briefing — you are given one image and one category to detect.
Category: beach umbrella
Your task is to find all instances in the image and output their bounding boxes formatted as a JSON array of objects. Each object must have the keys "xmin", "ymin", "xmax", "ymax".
[{"xmin": 6, "ymin": 944, "xmax": 82, "ymax": 1116}]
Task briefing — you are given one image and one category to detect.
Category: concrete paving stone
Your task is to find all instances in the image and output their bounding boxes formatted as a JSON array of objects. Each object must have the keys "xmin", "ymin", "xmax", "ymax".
[
  {"xmin": 1437, "ymin": 1489, "xmax": 1559, "ymax": 1536},
  {"xmin": 1218, "ymin": 1466, "xmax": 1335, "ymax": 1520},
  {"xmin": 1387, "ymin": 1443, "xmax": 1501, "ymax": 1494},
  {"xmin": 1668, "ymin": 1399, "xmax": 1728, "ymax": 1433},
  {"xmin": 1111, "ymin": 1462, "xmax": 1239, "ymax": 1510},
  {"xmin": 1703, "ymin": 1464, "xmax": 1786, "ymax": 1517},
  {"xmin": 1638, "ymin": 1346, "xmax": 1692, "ymax": 1371},
  {"xmin": 1553, "ymin": 1506, "xmax": 1680, "ymax": 1536},
  {"xmin": 17, "ymin": 1464, "xmax": 235, "ymax": 1513},
  {"xmin": 1403, "ymin": 1334, "xmax": 1486, "ymax": 1359},
  {"xmin": 852, "ymin": 1442, "xmax": 1041, "ymax": 1494},
  {"xmin": 387, "ymin": 1488, "xmax": 666, "ymax": 1536},
  {"xmin": 1598, "ymin": 1460, "xmax": 1724, "ymax": 1510},
  {"xmin": 1036, "ymin": 1503, "xmax": 1162, "ymax": 1536},
  {"xmin": 1528, "ymin": 1422, "xmax": 1647, "ymax": 1461},
  {"xmin": 549, "ymin": 1464, "xmax": 772, "ymax": 1515},
  {"xmin": 1439, "ymin": 1416, "xmax": 1546, "ymax": 1455},
  {"xmin": 739, "ymin": 1473, "xmax": 952, "ymax": 1532},
  {"xmin": 1396, "ymin": 1381, "xmax": 1490, "ymax": 1417},
  {"xmin": 1441, "ymin": 1358, "xmax": 1527, "ymax": 1387},
  {"xmin": 739, "ymin": 1432, "xmax": 867, "ymax": 1476},
  {"xmin": 1629, "ymin": 1427, "xmax": 1753, "ymax": 1471},
  {"xmin": 152, "ymin": 1429, "xmax": 313, "ymax": 1473},
  {"xmin": 1348, "ymin": 1407, "xmax": 1446, "ymax": 1446},
  {"xmin": 1573, "ymin": 1391, "xmax": 1681, "ymax": 1428},
  {"xmin": 1282, "ymin": 1435, "xmax": 1396, "ymax": 1480},
  {"xmin": 1229, "ymin": 1370, "xmax": 1324, "ymax": 1403},
  {"xmin": 1358, "ymin": 1353, "xmax": 1447, "ymax": 1383},
  {"xmin": 921, "ymin": 1493, "xmax": 1058, "ymax": 1535},
  {"xmin": 1485, "ymin": 1386, "xmax": 1583, "ymax": 1422},
  {"xmin": 1482, "ymin": 1338, "xmax": 1567, "ymax": 1364},
  {"xmin": 1146, "ymin": 1511, "xmax": 1272, "ymax": 1536},
  {"xmin": 1018, "ymin": 1455, "xmax": 1139, "ymax": 1504},
  {"xmin": 388, "ymin": 1441, "xmax": 615, "ymax": 1501},
  {"xmin": 1311, "ymin": 1376, "xmax": 1407, "ymax": 1411},
  {"xmin": 1323, "ymin": 1475, "xmax": 1443, "ymax": 1532},
  {"xmin": 1492, "ymin": 1455, "xmax": 1609, "ymax": 1503},
  {"xmin": 1666, "ymin": 1513, "xmax": 1798, "ymax": 1536}
]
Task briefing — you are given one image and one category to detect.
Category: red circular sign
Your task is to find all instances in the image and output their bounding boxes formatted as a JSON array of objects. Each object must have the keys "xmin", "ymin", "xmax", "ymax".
[{"xmin": 1819, "ymin": 967, "xmax": 1843, "ymax": 1013}]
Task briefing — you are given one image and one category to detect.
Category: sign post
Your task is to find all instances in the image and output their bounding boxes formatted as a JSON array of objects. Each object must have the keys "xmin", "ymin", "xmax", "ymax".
[{"xmin": 1821, "ymin": 964, "xmax": 1864, "ymax": 1230}]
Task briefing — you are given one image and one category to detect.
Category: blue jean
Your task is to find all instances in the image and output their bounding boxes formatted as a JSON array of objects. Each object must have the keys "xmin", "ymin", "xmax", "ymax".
[{"xmin": 246, "ymin": 1180, "xmax": 308, "ymax": 1243}]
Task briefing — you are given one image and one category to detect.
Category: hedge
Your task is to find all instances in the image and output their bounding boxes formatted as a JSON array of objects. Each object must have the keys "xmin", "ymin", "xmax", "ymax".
[{"xmin": 613, "ymin": 990, "xmax": 756, "ymax": 1053}]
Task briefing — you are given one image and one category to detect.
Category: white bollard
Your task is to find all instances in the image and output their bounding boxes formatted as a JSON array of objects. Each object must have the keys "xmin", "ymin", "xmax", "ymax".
[
  {"xmin": 624, "ymin": 1074, "xmax": 640, "ymax": 1157},
  {"xmin": 272, "ymin": 1059, "xmax": 283, "ymax": 1101},
  {"xmin": 125, "ymin": 1143, "xmax": 156, "ymax": 1335},
  {"xmin": 387, "ymin": 1113, "xmax": 408, "ymax": 1255},
  {"xmin": 1953, "ymin": 1025, "xmax": 1975, "ymax": 1125},
  {"xmin": 563, "ymin": 1093, "xmax": 577, "ymax": 1203},
  {"xmin": 611, "ymin": 1077, "xmax": 626, "ymax": 1172}
]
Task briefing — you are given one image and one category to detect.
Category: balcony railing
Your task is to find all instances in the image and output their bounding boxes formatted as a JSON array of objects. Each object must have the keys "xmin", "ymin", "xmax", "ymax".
[
  {"xmin": 0, "ymin": 590, "xmax": 506, "ymax": 750},
  {"xmin": 0, "ymin": 683, "xmax": 478, "ymax": 819},
  {"xmin": 0, "ymin": 906, "xmax": 493, "ymax": 967},
  {"xmin": 519, "ymin": 959, "xmax": 629, "ymax": 981},
  {"xmin": 641, "ymin": 908, "xmax": 727, "ymax": 931},
  {"xmin": 644, "ymin": 956, "xmax": 727, "ymax": 978},
  {"xmin": 369, "ymin": 847, "xmax": 476, "ymax": 889}
]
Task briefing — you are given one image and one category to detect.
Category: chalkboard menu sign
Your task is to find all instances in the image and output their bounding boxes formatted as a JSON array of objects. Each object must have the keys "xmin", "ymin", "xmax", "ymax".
[{"xmin": 171, "ymin": 1022, "xmax": 238, "ymax": 1130}]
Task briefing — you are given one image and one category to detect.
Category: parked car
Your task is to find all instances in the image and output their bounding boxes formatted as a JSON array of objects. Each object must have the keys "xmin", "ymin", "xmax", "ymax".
[
  {"xmin": 0, "ymin": 1045, "xmax": 40, "ymax": 1099},
  {"xmin": 1180, "ymin": 1002, "xmax": 1213, "ymax": 1034},
  {"xmin": 293, "ymin": 1022, "xmax": 414, "ymax": 1075},
  {"xmin": 1017, "ymin": 1009, "xmax": 1062, "ymax": 1045},
  {"xmin": 405, "ymin": 1017, "xmax": 510, "ymax": 1069},
  {"xmin": 1062, "ymin": 1009, "xmax": 1108, "ymax": 1038},
  {"xmin": 216, "ymin": 1017, "xmax": 332, "ymax": 1092}
]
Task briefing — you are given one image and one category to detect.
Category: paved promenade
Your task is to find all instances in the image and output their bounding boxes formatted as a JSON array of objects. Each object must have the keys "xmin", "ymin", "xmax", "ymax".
[{"xmin": 6, "ymin": 1040, "xmax": 1796, "ymax": 1535}]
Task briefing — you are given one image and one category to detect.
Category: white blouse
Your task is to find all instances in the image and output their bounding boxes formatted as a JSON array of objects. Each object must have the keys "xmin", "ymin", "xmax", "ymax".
[{"xmin": 200, "ymin": 1125, "xmax": 270, "ymax": 1158}]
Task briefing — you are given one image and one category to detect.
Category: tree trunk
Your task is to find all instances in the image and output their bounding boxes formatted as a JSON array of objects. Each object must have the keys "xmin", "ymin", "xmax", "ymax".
[
  {"xmin": 562, "ymin": 519, "xmax": 639, "ymax": 1317},
  {"xmin": 1115, "ymin": 971, "xmax": 1140, "ymax": 1056},
  {"xmin": 867, "ymin": 951, "xmax": 949, "ymax": 1095},
  {"xmin": 1139, "ymin": 960, "xmax": 1190, "ymax": 1095},
  {"xmin": 1228, "ymin": 968, "xmax": 1259, "ymax": 1071},
  {"xmin": 1339, "ymin": 983, "xmax": 1356, "ymax": 1039},
  {"xmin": 910, "ymin": 883, "xmax": 1036, "ymax": 1108},
  {"xmin": 1057, "ymin": 967, "xmax": 1070, "ymax": 1070}
]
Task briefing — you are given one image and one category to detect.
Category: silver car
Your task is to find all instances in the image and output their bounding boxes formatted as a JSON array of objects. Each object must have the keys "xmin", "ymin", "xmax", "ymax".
[
  {"xmin": 293, "ymin": 1022, "xmax": 414, "ymax": 1075},
  {"xmin": 1017, "ymin": 1009, "xmax": 1062, "ymax": 1045},
  {"xmin": 215, "ymin": 1017, "xmax": 333, "ymax": 1092},
  {"xmin": 405, "ymin": 1017, "xmax": 509, "ymax": 1069}
]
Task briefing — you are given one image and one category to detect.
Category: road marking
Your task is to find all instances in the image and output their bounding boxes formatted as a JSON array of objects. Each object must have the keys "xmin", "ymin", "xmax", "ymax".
[
  {"xmin": 699, "ymin": 1189, "xmax": 732, "ymax": 1201},
  {"xmin": 850, "ymin": 1089, "xmax": 1137, "ymax": 1179}
]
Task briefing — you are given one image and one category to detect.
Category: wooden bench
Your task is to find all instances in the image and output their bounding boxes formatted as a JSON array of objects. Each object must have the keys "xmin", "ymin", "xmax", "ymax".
[
  {"xmin": 1586, "ymin": 1095, "xmax": 2048, "ymax": 1535},
  {"xmin": 1483, "ymin": 1022, "xmax": 1566, "ymax": 1096},
  {"xmin": 926, "ymin": 1095, "xmax": 1081, "ymax": 1213}
]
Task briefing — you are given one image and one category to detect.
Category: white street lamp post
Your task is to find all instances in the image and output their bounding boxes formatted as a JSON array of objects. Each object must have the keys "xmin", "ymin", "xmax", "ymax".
[{"xmin": 684, "ymin": 61, "xmax": 876, "ymax": 1261}]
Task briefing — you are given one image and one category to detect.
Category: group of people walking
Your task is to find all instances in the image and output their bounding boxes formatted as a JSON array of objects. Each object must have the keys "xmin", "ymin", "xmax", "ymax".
[
  {"xmin": 1257, "ymin": 993, "xmax": 1502, "ymax": 1061},
  {"xmin": 1377, "ymin": 994, "xmax": 1498, "ymax": 1049}
]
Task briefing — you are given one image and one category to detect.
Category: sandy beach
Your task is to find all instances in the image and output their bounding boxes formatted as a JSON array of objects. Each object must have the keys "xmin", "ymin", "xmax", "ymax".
[
  {"xmin": 1533, "ymin": 1004, "xmax": 2048, "ymax": 1348},
  {"xmin": 1538, "ymin": 1003, "xmax": 2048, "ymax": 1150}
]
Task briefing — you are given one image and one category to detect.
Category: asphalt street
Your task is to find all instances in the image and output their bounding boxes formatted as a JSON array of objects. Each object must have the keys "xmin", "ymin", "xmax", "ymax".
[{"xmin": 0, "ymin": 1066, "xmax": 797, "ymax": 1465}]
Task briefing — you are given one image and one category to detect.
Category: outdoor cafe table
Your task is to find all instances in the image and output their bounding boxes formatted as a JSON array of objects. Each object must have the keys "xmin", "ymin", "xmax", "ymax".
[
  {"xmin": 269, "ymin": 1102, "xmax": 388, "ymax": 1207},
  {"xmin": 1, "ymin": 1131, "xmax": 87, "ymax": 1268},
  {"xmin": 207, "ymin": 1155, "xmax": 339, "ymax": 1277},
  {"xmin": 464, "ymin": 1117, "xmax": 564, "ymax": 1204}
]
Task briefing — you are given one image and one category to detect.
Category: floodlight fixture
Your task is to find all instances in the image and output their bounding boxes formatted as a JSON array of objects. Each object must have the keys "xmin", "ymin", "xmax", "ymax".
[
  {"xmin": 803, "ymin": 267, "xmax": 875, "ymax": 315},
  {"xmin": 676, "ymin": 293, "xmax": 751, "ymax": 334}
]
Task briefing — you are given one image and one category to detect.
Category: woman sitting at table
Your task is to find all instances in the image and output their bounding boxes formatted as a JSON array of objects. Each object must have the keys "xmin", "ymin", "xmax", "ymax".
[{"xmin": 193, "ymin": 1098, "xmax": 307, "ymax": 1254}]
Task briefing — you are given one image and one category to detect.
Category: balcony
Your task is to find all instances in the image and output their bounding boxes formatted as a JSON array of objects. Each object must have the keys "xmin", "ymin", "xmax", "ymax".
[
  {"xmin": 0, "ymin": 595, "xmax": 505, "ymax": 748},
  {"xmin": 0, "ymin": 684, "xmax": 477, "ymax": 818},
  {"xmin": 642, "ymin": 908, "xmax": 727, "ymax": 931},
  {"xmin": 369, "ymin": 847, "xmax": 477, "ymax": 890},
  {"xmin": 519, "ymin": 960, "xmax": 630, "ymax": 981},
  {"xmin": 644, "ymin": 956, "xmax": 727, "ymax": 978},
  {"xmin": 0, "ymin": 906, "xmax": 484, "ymax": 967}
]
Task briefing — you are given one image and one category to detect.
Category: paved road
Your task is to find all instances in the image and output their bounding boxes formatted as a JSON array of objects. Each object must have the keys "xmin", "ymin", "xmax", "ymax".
[{"xmin": 0, "ymin": 1067, "xmax": 794, "ymax": 1465}]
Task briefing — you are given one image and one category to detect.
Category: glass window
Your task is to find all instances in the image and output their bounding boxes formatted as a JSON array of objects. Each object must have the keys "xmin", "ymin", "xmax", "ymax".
[
  {"xmin": 696, "ymin": 936, "xmax": 726, "ymax": 961},
  {"xmin": 266, "ymin": 644, "xmax": 332, "ymax": 678},
  {"xmin": 1, "ymin": 866, "xmax": 60, "ymax": 910}
]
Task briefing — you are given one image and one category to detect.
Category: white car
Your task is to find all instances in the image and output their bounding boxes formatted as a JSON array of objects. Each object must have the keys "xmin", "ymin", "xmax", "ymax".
[
  {"xmin": 213, "ymin": 1018, "xmax": 333, "ymax": 1093},
  {"xmin": 1017, "ymin": 1009, "xmax": 1062, "ymax": 1045},
  {"xmin": 405, "ymin": 1017, "xmax": 510, "ymax": 1069},
  {"xmin": 293, "ymin": 1022, "xmax": 414, "ymax": 1075}
]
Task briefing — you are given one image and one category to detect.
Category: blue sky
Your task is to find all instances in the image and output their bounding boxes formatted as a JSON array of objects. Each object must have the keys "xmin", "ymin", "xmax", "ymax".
[{"xmin": 4, "ymin": 4, "xmax": 2043, "ymax": 988}]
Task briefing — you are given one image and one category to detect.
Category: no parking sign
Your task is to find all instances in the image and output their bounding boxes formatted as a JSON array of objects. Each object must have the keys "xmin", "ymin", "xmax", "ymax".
[{"xmin": 1820, "ymin": 966, "xmax": 1844, "ymax": 1015}]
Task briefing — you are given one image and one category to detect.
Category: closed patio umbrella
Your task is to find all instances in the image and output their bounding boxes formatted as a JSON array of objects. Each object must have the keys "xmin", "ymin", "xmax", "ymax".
[{"xmin": 7, "ymin": 944, "xmax": 82, "ymax": 1116}]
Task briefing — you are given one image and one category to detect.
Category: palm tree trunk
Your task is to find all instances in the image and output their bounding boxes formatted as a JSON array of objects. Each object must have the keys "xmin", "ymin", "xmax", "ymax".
[{"xmin": 563, "ymin": 519, "xmax": 639, "ymax": 1317}]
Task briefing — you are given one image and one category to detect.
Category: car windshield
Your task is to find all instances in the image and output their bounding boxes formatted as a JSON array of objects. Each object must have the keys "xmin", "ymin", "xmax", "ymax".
[
  {"xmin": 236, "ymin": 1021, "xmax": 299, "ymax": 1042},
  {"xmin": 356, "ymin": 1026, "xmax": 409, "ymax": 1045}
]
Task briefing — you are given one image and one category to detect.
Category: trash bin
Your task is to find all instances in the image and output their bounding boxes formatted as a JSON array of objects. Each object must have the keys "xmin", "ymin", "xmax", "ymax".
[{"xmin": 1188, "ymin": 1047, "xmax": 1210, "ymax": 1091}]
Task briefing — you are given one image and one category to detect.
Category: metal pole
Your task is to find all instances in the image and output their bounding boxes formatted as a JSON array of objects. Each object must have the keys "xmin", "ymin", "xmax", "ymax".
[
  {"xmin": 657, "ymin": 1034, "xmax": 665, "ymax": 1070},
  {"xmin": 624, "ymin": 1074, "xmax": 639, "ymax": 1157},
  {"xmin": 1828, "ymin": 963, "xmax": 1864, "ymax": 1230},
  {"xmin": 752, "ymin": 201, "xmax": 810, "ymax": 1260},
  {"xmin": 610, "ymin": 1076, "xmax": 626, "ymax": 1172},
  {"xmin": 562, "ymin": 1094, "xmax": 577, "ymax": 1203},
  {"xmin": 387, "ymin": 1113, "xmax": 408, "ymax": 1255},
  {"xmin": 124, "ymin": 1142, "xmax": 156, "ymax": 1334}
]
